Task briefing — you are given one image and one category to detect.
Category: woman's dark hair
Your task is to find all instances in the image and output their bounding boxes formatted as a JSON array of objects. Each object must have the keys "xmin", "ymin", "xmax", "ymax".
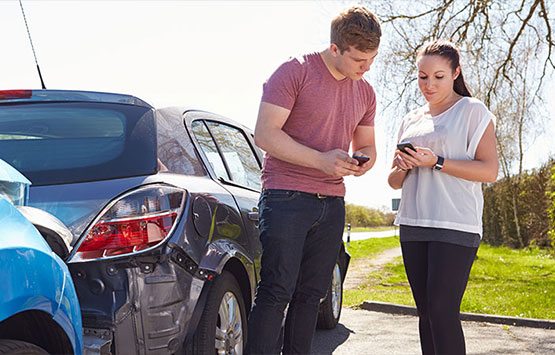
[{"xmin": 417, "ymin": 39, "xmax": 472, "ymax": 97}]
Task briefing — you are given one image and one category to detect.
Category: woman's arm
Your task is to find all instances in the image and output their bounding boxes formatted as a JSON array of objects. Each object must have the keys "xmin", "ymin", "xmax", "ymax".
[{"xmin": 399, "ymin": 121, "xmax": 498, "ymax": 183}]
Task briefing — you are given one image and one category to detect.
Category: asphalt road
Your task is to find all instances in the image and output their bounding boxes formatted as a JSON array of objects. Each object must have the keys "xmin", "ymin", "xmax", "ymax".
[{"xmin": 312, "ymin": 308, "xmax": 555, "ymax": 354}]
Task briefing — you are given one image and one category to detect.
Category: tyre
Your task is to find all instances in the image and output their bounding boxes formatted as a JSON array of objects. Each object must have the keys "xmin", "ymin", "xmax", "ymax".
[
  {"xmin": 188, "ymin": 271, "xmax": 247, "ymax": 355},
  {"xmin": 316, "ymin": 261, "xmax": 343, "ymax": 329},
  {"xmin": 0, "ymin": 339, "xmax": 48, "ymax": 355}
]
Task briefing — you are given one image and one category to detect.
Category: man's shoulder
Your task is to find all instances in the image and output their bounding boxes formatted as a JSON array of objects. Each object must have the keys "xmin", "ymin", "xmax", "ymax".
[{"xmin": 280, "ymin": 52, "xmax": 321, "ymax": 69}]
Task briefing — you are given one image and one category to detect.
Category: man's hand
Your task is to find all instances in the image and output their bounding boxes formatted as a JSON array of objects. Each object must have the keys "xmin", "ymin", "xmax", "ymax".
[
  {"xmin": 351, "ymin": 125, "xmax": 376, "ymax": 177},
  {"xmin": 318, "ymin": 149, "xmax": 362, "ymax": 177},
  {"xmin": 351, "ymin": 151, "xmax": 372, "ymax": 176}
]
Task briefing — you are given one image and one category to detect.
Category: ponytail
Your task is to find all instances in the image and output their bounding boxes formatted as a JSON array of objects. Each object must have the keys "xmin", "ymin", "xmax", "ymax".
[{"xmin": 454, "ymin": 71, "xmax": 471, "ymax": 97}]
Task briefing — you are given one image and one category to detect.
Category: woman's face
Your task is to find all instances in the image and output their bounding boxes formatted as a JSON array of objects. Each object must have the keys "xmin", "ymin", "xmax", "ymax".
[{"xmin": 417, "ymin": 54, "xmax": 460, "ymax": 106}]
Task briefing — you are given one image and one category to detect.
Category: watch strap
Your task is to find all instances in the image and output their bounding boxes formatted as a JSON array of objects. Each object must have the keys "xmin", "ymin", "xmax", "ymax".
[{"xmin": 433, "ymin": 155, "xmax": 444, "ymax": 171}]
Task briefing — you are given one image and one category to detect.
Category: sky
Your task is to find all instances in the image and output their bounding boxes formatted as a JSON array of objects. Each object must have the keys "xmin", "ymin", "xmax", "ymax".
[{"xmin": 2, "ymin": 0, "xmax": 554, "ymax": 211}]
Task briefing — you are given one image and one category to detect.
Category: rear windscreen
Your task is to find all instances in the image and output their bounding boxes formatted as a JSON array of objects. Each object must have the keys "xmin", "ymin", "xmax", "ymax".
[{"xmin": 0, "ymin": 102, "xmax": 157, "ymax": 185}]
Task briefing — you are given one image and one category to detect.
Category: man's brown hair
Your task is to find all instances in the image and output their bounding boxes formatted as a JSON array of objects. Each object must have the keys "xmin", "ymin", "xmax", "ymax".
[{"xmin": 331, "ymin": 6, "xmax": 381, "ymax": 53}]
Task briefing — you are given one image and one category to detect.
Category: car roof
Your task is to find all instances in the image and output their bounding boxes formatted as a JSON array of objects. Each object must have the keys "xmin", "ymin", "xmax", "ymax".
[
  {"xmin": 159, "ymin": 106, "xmax": 254, "ymax": 134},
  {"xmin": 0, "ymin": 89, "xmax": 153, "ymax": 108}
]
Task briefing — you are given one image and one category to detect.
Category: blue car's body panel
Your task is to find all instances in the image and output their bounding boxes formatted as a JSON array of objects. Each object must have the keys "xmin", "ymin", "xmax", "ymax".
[
  {"xmin": 0, "ymin": 159, "xmax": 31, "ymax": 185},
  {"xmin": 0, "ymin": 196, "xmax": 83, "ymax": 354}
]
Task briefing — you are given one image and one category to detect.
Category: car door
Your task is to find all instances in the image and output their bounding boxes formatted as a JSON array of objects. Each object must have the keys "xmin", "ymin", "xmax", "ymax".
[{"xmin": 187, "ymin": 114, "xmax": 263, "ymax": 277}]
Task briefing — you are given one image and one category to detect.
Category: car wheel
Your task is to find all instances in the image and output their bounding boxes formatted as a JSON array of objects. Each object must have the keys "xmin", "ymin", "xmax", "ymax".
[
  {"xmin": 189, "ymin": 270, "xmax": 247, "ymax": 355},
  {"xmin": 316, "ymin": 261, "xmax": 343, "ymax": 329},
  {"xmin": 0, "ymin": 339, "xmax": 48, "ymax": 355}
]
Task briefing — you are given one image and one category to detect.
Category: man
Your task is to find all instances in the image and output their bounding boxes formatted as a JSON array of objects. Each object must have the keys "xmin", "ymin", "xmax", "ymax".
[{"xmin": 246, "ymin": 6, "xmax": 381, "ymax": 354}]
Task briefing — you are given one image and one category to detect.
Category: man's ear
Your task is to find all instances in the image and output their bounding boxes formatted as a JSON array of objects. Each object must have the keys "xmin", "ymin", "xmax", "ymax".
[{"xmin": 330, "ymin": 43, "xmax": 341, "ymax": 57}]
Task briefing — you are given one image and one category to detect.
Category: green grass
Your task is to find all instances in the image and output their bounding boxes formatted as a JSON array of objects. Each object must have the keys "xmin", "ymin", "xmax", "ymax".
[
  {"xmin": 344, "ymin": 226, "xmax": 396, "ymax": 233},
  {"xmin": 345, "ymin": 235, "xmax": 400, "ymax": 259},
  {"xmin": 344, "ymin": 238, "xmax": 555, "ymax": 320}
]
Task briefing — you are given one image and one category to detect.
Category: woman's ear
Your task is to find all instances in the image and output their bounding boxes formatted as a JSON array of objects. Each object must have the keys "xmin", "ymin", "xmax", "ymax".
[{"xmin": 453, "ymin": 66, "xmax": 461, "ymax": 80}]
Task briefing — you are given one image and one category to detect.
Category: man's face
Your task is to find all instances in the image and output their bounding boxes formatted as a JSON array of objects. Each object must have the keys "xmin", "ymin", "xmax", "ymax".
[{"xmin": 333, "ymin": 45, "xmax": 378, "ymax": 80}]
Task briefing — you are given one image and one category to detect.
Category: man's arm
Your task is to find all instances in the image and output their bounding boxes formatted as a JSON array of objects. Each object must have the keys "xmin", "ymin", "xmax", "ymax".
[
  {"xmin": 254, "ymin": 102, "xmax": 361, "ymax": 177},
  {"xmin": 351, "ymin": 125, "xmax": 376, "ymax": 176}
]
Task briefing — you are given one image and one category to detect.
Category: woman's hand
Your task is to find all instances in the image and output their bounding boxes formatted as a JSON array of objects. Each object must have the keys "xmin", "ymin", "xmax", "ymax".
[
  {"xmin": 388, "ymin": 148, "xmax": 416, "ymax": 189},
  {"xmin": 393, "ymin": 150, "xmax": 414, "ymax": 171},
  {"xmin": 398, "ymin": 146, "xmax": 437, "ymax": 168}
]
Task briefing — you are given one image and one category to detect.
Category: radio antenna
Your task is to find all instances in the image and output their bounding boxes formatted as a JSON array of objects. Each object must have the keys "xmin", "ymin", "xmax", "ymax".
[{"xmin": 19, "ymin": 0, "xmax": 46, "ymax": 89}]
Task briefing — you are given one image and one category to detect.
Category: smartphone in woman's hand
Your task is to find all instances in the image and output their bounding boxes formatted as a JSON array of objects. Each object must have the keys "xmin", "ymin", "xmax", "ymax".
[{"xmin": 397, "ymin": 142, "xmax": 416, "ymax": 154}]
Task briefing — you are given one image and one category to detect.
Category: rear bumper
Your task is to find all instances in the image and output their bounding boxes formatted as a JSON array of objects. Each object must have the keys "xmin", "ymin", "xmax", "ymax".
[{"xmin": 70, "ymin": 250, "xmax": 207, "ymax": 354}]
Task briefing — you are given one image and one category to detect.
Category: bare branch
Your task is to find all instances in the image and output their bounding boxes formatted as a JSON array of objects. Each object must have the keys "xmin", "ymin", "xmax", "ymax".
[
  {"xmin": 380, "ymin": 0, "xmax": 456, "ymax": 23},
  {"xmin": 485, "ymin": 0, "xmax": 542, "ymax": 105}
]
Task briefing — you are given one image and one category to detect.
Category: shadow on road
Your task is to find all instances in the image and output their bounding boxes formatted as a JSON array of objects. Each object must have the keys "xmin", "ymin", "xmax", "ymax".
[{"xmin": 312, "ymin": 323, "xmax": 354, "ymax": 355}]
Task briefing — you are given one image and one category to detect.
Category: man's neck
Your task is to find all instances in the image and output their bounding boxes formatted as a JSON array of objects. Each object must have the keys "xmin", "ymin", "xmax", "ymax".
[{"xmin": 320, "ymin": 49, "xmax": 346, "ymax": 81}]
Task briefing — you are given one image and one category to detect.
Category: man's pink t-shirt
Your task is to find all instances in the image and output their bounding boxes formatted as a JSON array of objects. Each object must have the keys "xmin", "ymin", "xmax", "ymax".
[{"xmin": 261, "ymin": 52, "xmax": 376, "ymax": 197}]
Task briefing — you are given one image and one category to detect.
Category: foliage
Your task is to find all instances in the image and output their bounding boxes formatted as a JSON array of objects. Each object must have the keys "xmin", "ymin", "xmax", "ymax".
[
  {"xmin": 547, "ymin": 164, "xmax": 555, "ymax": 249},
  {"xmin": 483, "ymin": 158, "xmax": 555, "ymax": 249},
  {"xmin": 345, "ymin": 203, "xmax": 392, "ymax": 227}
]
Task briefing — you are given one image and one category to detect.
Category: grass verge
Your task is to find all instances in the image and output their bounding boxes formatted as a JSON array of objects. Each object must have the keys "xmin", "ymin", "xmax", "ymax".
[
  {"xmin": 343, "ymin": 238, "xmax": 555, "ymax": 320},
  {"xmin": 344, "ymin": 226, "xmax": 396, "ymax": 233}
]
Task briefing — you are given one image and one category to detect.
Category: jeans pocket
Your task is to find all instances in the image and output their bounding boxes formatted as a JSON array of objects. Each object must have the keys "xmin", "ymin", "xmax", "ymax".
[{"xmin": 263, "ymin": 189, "xmax": 299, "ymax": 202}]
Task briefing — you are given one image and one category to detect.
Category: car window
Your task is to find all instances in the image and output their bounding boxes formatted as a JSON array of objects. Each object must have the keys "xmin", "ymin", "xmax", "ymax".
[
  {"xmin": 156, "ymin": 110, "xmax": 207, "ymax": 176},
  {"xmin": 191, "ymin": 121, "xmax": 231, "ymax": 181},
  {"xmin": 205, "ymin": 121, "xmax": 261, "ymax": 191},
  {"xmin": 0, "ymin": 102, "xmax": 156, "ymax": 185}
]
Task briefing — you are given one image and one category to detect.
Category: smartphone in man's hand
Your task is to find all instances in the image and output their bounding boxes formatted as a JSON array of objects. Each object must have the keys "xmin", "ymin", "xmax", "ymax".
[
  {"xmin": 352, "ymin": 155, "xmax": 370, "ymax": 166},
  {"xmin": 397, "ymin": 142, "xmax": 416, "ymax": 154}
]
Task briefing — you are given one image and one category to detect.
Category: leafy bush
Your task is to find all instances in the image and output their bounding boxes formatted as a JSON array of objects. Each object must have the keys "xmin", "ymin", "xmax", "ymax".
[
  {"xmin": 483, "ymin": 158, "xmax": 555, "ymax": 250},
  {"xmin": 547, "ymin": 164, "xmax": 555, "ymax": 250},
  {"xmin": 345, "ymin": 203, "xmax": 390, "ymax": 227}
]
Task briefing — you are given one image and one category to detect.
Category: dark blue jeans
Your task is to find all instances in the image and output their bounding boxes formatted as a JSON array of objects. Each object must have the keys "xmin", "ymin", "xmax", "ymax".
[{"xmin": 245, "ymin": 189, "xmax": 345, "ymax": 355}]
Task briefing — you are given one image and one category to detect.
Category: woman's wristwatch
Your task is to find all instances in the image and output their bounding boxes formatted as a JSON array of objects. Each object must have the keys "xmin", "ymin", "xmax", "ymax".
[{"xmin": 433, "ymin": 155, "xmax": 444, "ymax": 171}]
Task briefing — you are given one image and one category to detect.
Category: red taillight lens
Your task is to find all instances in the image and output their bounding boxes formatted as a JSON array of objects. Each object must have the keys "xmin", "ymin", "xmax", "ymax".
[
  {"xmin": 72, "ymin": 185, "xmax": 185, "ymax": 261},
  {"xmin": 0, "ymin": 90, "xmax": 32, "ymax": 100}
]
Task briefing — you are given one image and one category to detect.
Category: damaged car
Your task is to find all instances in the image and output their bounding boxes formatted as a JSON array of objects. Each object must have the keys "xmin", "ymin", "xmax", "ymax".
[{"xmin": 0, "ymin": 89, "xmax": 349, "ymax": 354}]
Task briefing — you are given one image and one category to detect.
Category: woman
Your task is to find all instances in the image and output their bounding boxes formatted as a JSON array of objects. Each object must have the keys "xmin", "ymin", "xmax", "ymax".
[{"xmin": 388, "ymin": 39, "xmax": 498, "ymax": 355}]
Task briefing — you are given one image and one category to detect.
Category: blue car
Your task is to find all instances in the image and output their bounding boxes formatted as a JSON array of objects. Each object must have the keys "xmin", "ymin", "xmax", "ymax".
[{"xmin": 0, "ymin": 159, "xmax": 83, "ymax": 354}]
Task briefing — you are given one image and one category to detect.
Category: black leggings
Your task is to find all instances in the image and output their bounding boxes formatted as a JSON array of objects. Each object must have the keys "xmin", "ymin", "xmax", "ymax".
[{"xmin": 401, "ymin": 241, "xmax": 478, "ymax": 355}]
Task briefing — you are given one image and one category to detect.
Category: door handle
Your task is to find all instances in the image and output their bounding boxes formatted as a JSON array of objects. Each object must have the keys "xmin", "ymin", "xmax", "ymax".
[{"xmin": 248, "ymin": 212, "xmax": 259, "ymax": 222}]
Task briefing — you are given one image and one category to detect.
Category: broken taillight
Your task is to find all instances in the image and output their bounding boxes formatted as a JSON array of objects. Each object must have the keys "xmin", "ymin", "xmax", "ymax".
[{"xmin": 71, "ymin": 184, "xmax": 186, "ymax": 261}]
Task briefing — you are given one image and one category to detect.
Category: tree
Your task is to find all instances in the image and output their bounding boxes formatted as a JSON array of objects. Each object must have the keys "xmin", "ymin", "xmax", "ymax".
[
  {"xmin": 345, "ymin": 203, "xmax": 387, "ymax": 227},
  {"xmin": 368, "ymin": 0, "xmax": 554, "ymax": 247}
]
